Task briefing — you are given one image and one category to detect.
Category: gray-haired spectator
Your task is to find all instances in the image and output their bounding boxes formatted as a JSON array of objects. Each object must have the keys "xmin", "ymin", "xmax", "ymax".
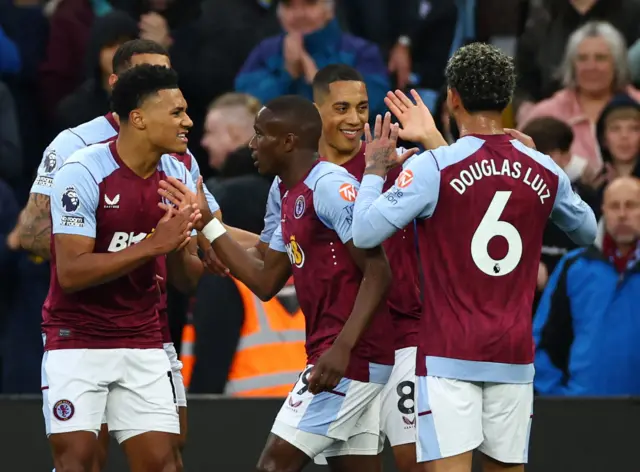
[
  {"xmin": 519, "ymin": 21, "xmax": 640, "ymax": 169},
  {"xmin": 515, "ymin": 0, "xmax": 640, "ymax": 107}
]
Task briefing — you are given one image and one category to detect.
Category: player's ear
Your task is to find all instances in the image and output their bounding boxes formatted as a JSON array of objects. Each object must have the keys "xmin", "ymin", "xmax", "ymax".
[
  {"xmin": 447, "ymin": 87, "xmax": 461, "ymax": 113},
  {"xmin": 130, "ymin": 109, "xmax": 146, "ymax": 131},
  {"xmin": 108, "ymin": 74, "xmax": 118, "ymax": 90},
  {"xmin": 283, "ymin": 133, "xmax": 296, "ymax": 152}
]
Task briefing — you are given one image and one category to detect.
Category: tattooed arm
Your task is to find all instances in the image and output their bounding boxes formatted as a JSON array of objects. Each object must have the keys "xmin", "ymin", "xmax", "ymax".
[{"xmin": 19, "ymin": 193, "xmax": 52, "ymax": 259}]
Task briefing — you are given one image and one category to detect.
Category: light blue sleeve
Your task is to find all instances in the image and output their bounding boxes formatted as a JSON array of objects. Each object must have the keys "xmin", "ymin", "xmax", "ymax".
[
  {"xmin": 352, "ymin": 151, "xmax": 440, "ymax": 248},
  {"xmin": 50, "ymin": 163, "xmax": 99, "ymax": 238},
  {"xmin": 30, "ymin": 132, "xmax": 84, "ymax": 196},
  {"xmin": 313, "ymin": 172, "xmax": 360, "ymax": 244},
  {"xmin": 260, "ymin": 178, "xmax": 282, "ymax": 244},
  {"xmin": 550, "ymin": 170, "xmax": 597, "ymax": 246},
  {"xmin": 187, "ymin": 152, "xmax": 220, "ymax": 213},
  {"xmin": 268, "ymin": 220, "xmax": 287, "ymax": 253}
]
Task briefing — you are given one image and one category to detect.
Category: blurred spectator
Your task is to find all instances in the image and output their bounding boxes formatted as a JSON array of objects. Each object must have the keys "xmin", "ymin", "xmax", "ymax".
[
  {"xmin": 0, "ymin": 80, "xmax": 22, "ymax": 187},
  {"xmin": 201, "ymin": 93, "xmax": 262, "ymax": 173},
  {"xmin": 0, "ymin": 0, "xmax": 48, "ymax": 183},
  {"xmin": 54, "ymin": 10, "xmax": 138, "ymax": 132},
  {"xmin": 0, "ymin": 25, "xmax": 21, "ymax": 75},
  {"xmin": 515, "ymin": 0, "xmax": 640, "ymax": 109},
  {"xmin": 519, "ymin": 21, "xmax": 640, "ymax": 169},
  {"xmin": 534, "ymin": 176, "xmax": 640, "ymax": 396},
  {"xmin": 391, "ymin": 0, "xmax": 459, "ymax": 112},
  {"xmin": 522, "ymin": 117, "xmax": 580, "ymax": 290},
  {"xmin": 39, "ymin": 0, "xmax": 116, "ymax": 121},
  {"xmin": 160, "ymin": 0, "xmax": 280, "ymax": 171},
  {"xmin": 235, "ymin": 0, "xmax": 390, "ymax": 117},
  {"xmin": 578, "ymin": 93, "xmax": 640, "ymax": 218}
]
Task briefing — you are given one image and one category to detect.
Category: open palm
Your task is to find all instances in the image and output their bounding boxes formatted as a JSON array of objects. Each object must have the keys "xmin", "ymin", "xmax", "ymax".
[{"xmin": 384, "ymin": 89, "xmax": 437, "ymax": 144}]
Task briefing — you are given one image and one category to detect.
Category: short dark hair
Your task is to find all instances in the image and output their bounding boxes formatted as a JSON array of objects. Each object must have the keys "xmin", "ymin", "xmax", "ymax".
[
  {"xmin": 112, "ymin": 39, "xmax": 170, "ymax": 75},
  {"xmin": 111, "ymin": 64, "xmax": 179, "ymax": 122},
  {"xmin": 265, "ymin": 95, "xmax": 322, "ymax": 150},
  {"xmin": 521, "ymin": 117, "xmax": 574, "ymax": 154},
  {"xmin": 312, "ymin": 64, "xmax": 364, "ymax": 101},
  {"xmin": 445, "ymin": 42, "xmax": 515, "ymax": 113}
]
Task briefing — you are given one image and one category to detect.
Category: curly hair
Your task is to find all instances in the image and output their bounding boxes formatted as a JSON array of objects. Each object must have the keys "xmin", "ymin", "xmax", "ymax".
[{"xmin": 445, "ymin": 43, "xmax": 515, "ymax": 113}]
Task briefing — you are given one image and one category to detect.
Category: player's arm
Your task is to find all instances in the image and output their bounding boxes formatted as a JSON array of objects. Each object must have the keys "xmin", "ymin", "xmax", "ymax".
[
  {"xmin": 550, "ymin": 169, "xmax": 597, "ymax": 246},
  {"xmin": 51, "ymin": 163, "xmax": 179, "ymax": 293},
  {"xmin": 167, "ymin": 238, "xmax": 203, "ymax": 294},
  {"xmin": 19, "ymin": 192, "xmax": 52, "ymax": 259},
  {"xmin": 160, "ymin": 176, "xmax": 291, "ymax": 299},
  {"xmin": 18, "ymin": 145, "xmax": 71, "ymax": 259},
  {"xmin": 308, "ymin": 174, "xmax": 392, "ymax": 393},
  {"xmin": 250, "ymin": 178, "xmax": 282, "ymax": 260},
  {"xmin": 352, "ymin": 151, "xmax": 440, "ymax": 248}
]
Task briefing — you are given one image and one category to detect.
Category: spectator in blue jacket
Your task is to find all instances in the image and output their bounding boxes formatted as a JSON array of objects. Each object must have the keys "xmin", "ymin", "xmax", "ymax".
[
  {"xmin": 534, "ymin": 176, "xmax": 640, "ymax": 396},
  {"xmin": 234, "ymin": 0, "xmax": 390, "ymax": 117}
]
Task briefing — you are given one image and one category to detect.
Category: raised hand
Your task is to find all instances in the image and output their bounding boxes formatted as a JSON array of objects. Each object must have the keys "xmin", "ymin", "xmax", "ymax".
[
  {"xmin": 364, "ymin": 112, "xmax": 419, "ymax": 177},
  {"xmin": 158, "ymin": 176, "xmax": 212, "ymax": 231},
  {"xmin": 504, "ymin": 128, "xmax": 537, "ymax": 150},
  {"xmin": 385, "ymin": 89, "xmax": 437, "ymax": 144},
  {"xmin": 149, "ymin": 205, "xmax": 195, "ymax": 255}
]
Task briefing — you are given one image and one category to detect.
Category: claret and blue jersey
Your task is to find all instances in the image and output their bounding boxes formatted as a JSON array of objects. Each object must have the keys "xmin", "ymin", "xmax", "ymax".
[
  {"xmin": 352, "ymin": 134, "xmax": 597, "ymax": 384},
  {"xmin": 266, "ymin": 160, "xmax": 394, "ymax": 384},
  {"xmin": 44, "ymin": 141, "xmax": 198, "ymax": 351}
]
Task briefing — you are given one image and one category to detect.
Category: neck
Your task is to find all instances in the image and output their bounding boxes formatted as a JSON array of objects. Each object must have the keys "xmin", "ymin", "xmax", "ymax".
[
  {"xmin": 616, "ymin": 241, "xmax": 636, "ymax": 255},
  {"xmin": 279, "ymin": 152, "xmax": 318, "ymax": 189},
  {"xmin": 115, "ymin": 129, "xmax": 163, "ymax": 178},
  {"xmin": 570, "ymin": 0, "xmax": 597, "ymax": 14},
  {"xmin": 579, "ymin": 89, "xmax": 612, "ymax": 102},
  {"xmin": 319, "ymin": 136, "xmax": 362, "ymax": 165},
  {"xmin": 457, "ymin": 111, "xmax": 505, "ymax": 137},
  {"xmin": 612, "ymin": 158, "xmax": 638, "ymax": 176}
]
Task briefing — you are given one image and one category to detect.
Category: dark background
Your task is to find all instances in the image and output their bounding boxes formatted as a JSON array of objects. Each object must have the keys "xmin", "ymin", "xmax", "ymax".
[{"xmin": 3, "ymin": 396, "xmax": 640, "ymax": 471}]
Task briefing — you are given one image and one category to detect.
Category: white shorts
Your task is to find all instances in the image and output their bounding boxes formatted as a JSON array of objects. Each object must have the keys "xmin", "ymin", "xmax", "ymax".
[
  {"xmin": 41, "ymin": 348, "xmax": 179, "ymax": 443},
  {"xmin": 379, "ymin": 347, "xmax": 416, "ymax": 447},
  {"xmin": 271, "ymin": 365, "xmax": 384, "ymax": 460},
  {"xmin": 415, "ymin": 376, "xmax": 533, "ymax": 464},
  {"xmin": 163, "ymin": 343, "xmax": 187, "ymax": 408}
]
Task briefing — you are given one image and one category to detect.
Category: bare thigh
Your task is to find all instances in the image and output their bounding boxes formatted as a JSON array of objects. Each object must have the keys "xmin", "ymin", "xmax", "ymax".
[
  {"xmin": 121, "ymin": 431, "xmax": 178, "ymax": 472},
  {"xmin": 255, "ymin": 433, "xmax": 311, "ymax": 472}
]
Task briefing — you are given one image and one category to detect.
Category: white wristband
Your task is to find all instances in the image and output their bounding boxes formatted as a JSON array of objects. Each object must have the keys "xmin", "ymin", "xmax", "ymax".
[{"xmin": 201, "ymin": 218, "xmax": 226, "ymax": 243}]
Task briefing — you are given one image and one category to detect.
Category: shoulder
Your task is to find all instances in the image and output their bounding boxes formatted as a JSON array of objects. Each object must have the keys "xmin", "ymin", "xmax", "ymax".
[
  {"xmin": 67, "ymin": 115, "xmax": 118, "ymax": 146},
  {"xmin": 428, "ymin": 137, "xmax": 485, "ymax": 171},
  {"xmin": 510, "ymin": 139, "xmax": 562, "ymax": 176},
  {"xmin": 560, "ymin": 247, "xmax": 589, "ymax": 269},
  {"xmin": 525, "ymin": 90, "xmax": 576, "ymax": 121},
  {"xmin": 341, "ymin": 33, "xmax": 377, "ymax": 53},
  {"xmin": 160, "ymin": 153, "xmax": 190, "ymax": 179},
  {"xmin": 169, "ymin": 149, "xmax": 197, "ymax": 171},
  {"xmin": 308, "ymin": 161, "xmax": 358, "ymax": 192},
  {"xmin": 251, "ymin": 34, "xmax": 283, "ymax": 57},
  {"xmin": 61, "ymin": 142, "xmax": 117, "ymax": 183}
]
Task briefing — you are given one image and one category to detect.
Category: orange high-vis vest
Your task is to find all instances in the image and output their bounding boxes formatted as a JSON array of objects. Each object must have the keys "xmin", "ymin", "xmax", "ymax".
[{"xmin": 180, "ymin": 277, "xmax": 306, "ymax": 397}]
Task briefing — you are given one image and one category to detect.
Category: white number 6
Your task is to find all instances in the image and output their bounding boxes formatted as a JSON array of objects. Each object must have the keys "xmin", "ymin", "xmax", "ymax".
[{"xmin": 471, "ymin": 191, "xmax": 523, "ymax": 277}]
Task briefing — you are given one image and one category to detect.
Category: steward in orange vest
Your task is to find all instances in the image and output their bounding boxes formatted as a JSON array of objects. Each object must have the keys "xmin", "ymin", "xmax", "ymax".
[{"xmin": 181, "ymin": 277, "xmax": 306, "ymax": 397}]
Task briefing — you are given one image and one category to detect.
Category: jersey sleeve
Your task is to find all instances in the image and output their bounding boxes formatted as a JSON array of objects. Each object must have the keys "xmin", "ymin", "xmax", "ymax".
[
  {"xmin": 30, "ymin": 133, "xmax": 83, "ymax": 196},
  {"xmin": 313, "ymin": 172, "xmax": 360, "ymax": 244},
  {"xmin": 50, "ymin": 162, "xmax": 99, "ymax": 238},
  {"xmin": 188, "ymin": 152, "xmax": 220, "ymax": 213},
  {"xmin": 260, "ymin": 178, "xmax": 282, "ymax": 244},
  {"xmin": 550, "ymin": 170, "xmax": 597, "ymax": 246},
  {"xmin": 352, "ymin": 151, "xmax": 440, "ymax": 248},
  {"xmin": 268, "ymin": 219, "xmax": 286, "ymax": 253}
]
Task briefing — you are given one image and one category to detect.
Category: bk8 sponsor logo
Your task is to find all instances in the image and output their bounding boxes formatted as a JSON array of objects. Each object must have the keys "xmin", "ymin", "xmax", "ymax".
[{"xmin": 108, "ymin": 231, "xmax": 151, "ymax": 252}]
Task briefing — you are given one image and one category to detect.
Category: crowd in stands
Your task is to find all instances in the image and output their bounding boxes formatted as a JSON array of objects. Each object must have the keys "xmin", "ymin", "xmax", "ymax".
[{"xmin": 0, "ymin": 0, "xmax": 638, "ymax": 397}]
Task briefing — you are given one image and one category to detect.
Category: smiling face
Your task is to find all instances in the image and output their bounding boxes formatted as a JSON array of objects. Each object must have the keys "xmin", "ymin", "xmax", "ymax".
[
  {"xmin": 574, "ymin": 36, "xmax": 616, "ymax": 96},
  {"xmin": 134, "ymin": 88, "xmax": 193, "ymax": 154},
  {"xmin": 316, "ymin": 80, "xmax": 369, "ymax": 155}
]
